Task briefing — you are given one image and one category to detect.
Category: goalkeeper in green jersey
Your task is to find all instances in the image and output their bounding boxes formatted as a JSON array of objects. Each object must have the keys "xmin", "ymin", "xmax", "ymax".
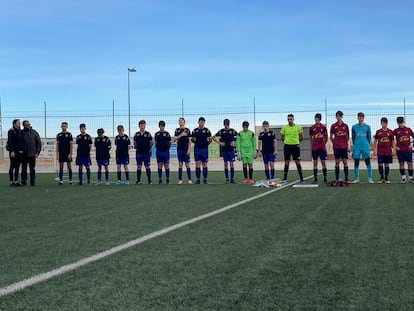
[{"xmin": 236, "ymin": 121, "xmax": 257, "ymax": 184}]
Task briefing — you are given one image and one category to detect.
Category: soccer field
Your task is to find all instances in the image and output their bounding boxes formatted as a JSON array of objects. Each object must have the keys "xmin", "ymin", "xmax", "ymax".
[{"xmin": 1, "ymin": 171, "xmax": 414, "ymax": 310}]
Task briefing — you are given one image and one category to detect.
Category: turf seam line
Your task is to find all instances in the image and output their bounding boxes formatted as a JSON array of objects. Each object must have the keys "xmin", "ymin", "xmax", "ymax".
[{"xmin": 0, "ymin": 175, "xmax": 312, "ymax": 297}]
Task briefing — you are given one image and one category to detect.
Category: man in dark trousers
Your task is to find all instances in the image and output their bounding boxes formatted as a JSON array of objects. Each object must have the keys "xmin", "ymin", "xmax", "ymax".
[
  {"xmin": 21, "ymin": 120, "xmax": 42, "ymax": 186},
  {"xmin": 7, "ymin": 119, "xmax": 25, "ymax": 187}
]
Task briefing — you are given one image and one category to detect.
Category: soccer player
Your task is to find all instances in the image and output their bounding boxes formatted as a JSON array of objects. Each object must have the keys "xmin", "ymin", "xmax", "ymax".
[
  {"xmin": 94, "ymin": 128, "xmax": 111, "ymax": 185},
  {"xmin": 56, "ymin": 121, "xmax": 73, "ymax": 185},
  {"xmin": 115, "ymin": 125, "xmax": 131, "ymax": 185},
  {"xmin": 330, "ymin": 110, "xmax": 350, "ymax": 182},
  {"xmin": 393, "ymin": 116, "xmax": 414, "ymax": 183},
  {"xmin": 258, "ymin": 120, "xmax": 277, "ymax": 180},
  {"xmin": 174, "ymin": 117, "xmax": 192, "ymax": 184},
  {"xmin": 351, "ymin": 112, "xmax": 373, "ymax": 183},
  {"xmin": 7, "ymin": 119, "xmax": 25, "ymax": 187},
  {"xmin": 154, "ymin": 120, "xmax": 172, "ymax": 184},
  {"xmin": 134, "ymin": 120, "xmax": 153, "ymax": 184},
  {"xmin": 21, "ymin": 120, "xmax": 41, "ymax": 187},
  {"xmin": 280, "ymin": 114, "xmax": 304, "ymax": 183},
  {"xmin": 236, "ymin": 121, "xmax": 256, "ymax": 184},
  {"xmin": 191, "ymin": 117, "xmax": 212, "ymax": 184},
  {"xmin": 309, "ymin": 113, "xmax": 328, "ymax": 183},
  {"xmin": 212, "ymin": 118, "xmax": 237, "ymax": 183},
  {"xmin": 75, "ymin": 123, "xmax": 92, "ymax": 185},
  {"xmin": 373, "ymin": 117, "xmax": 394, "ymax": 183}
]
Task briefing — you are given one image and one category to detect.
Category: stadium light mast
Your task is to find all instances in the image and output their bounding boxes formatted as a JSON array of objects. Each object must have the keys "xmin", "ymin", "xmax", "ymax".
[{"xmin": 128, "ymin": 68, "xmax": 137, "ymax": 136}]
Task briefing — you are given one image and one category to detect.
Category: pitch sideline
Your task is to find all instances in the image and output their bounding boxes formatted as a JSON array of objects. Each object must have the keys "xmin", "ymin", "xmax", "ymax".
[{"xmin": 0, "ymin": 175, "xmax": 313, "ymax": 297}]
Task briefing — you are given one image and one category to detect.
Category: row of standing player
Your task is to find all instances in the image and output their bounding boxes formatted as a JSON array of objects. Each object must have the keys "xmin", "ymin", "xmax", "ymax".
[
  {"xmin": 56, "ymin": 117, "xmax": 257, "ymax": 185},
  {"xmin": 55, "ymin": 111, "xmax": 414, "ymax": 186},
  {"xmin": 311, "ymin": 111, "xmax": 414, "ymax": 184}
]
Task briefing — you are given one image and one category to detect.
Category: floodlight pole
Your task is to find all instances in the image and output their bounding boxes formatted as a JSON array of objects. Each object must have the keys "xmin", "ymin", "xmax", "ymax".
[{"xmin": 128, "ymin": 68, "xmax": 136, "ymax": 136}]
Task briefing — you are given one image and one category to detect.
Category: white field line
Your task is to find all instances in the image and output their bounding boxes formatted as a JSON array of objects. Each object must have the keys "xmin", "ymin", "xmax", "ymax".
[{"xmin": 0, "ymin": 176, "xmax": 312, "ymax": 297}]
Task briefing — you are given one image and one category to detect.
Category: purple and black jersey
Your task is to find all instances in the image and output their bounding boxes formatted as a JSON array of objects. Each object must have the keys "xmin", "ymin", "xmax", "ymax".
[
  {"xmin": 215, "ymin": 128, "xmax": 237, "ymax": 152},
  {"xmin": 115, "ymin": 134, "xmax": 130, "ymax": 159},
  {"xmin": 76, "ymin": 133, "xmax": 92, "ymax": 157},
  {"xmin": 259, "ymin": 131, "xmax": 276, "ymax": 154},
  {"xmin": 56, "ymin": 131, "xmax": 73, "ymax": 156},
  {"xmin": 191, "ymin": 127, "xmax": 212, "ymax": 149},
  {"xmin": 155, "ymin": 131, "xmax": 172, "ymax": 152},
  {"xmin": 134, "ymin": 131, "xmax": 152, "ymax": 154},
  {"xmin": 175, "ymin": 127, "xmax": 191, "ymax": 151},
  {"xmin": 95, "ymin": 136, "xmax": 111, "ymax": 160}
]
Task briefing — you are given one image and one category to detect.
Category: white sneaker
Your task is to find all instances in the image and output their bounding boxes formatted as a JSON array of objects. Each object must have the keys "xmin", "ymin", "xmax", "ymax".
[
  {"xmin": 105, "ymin": 181, "xmax": 110, "ymax": 186},
  {"xmin": 368, "ymin": 179, "xmax": 374, "ymax": 184},
  {"xmin": 352, "ymin": 179, "xmax": 360, "ymax": 184}
]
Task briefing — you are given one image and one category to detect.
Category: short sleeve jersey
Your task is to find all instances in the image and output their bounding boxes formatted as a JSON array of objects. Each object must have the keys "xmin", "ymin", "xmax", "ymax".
[
  {"xmin": 192, "ymin": 127, "xmax": 212, "ymax": 149},
  {"xmin": 394, "ymin": 126, "xmax": 414, "ymax": 152},
  {"xmin": 215, "ymin": 128, "xmax": 237, "ymax": 152},
  {"xmin": 258, "ymin": 131, "xmax": 276, "ymax": 154},
  {"xmin": 134, "ymin": 131, "xmax": 153, "ymax": 154},
  {"xmin": 155, "ymin": 131, "xmax": 172, "ymax": 152},
  {"xmin": 330, "ymin": 122, "xmax": 350, "ymax": 149},
  {"xmin": 95, "ymin": 136, "xmax": 111, "ymax": 160},
  {"xmin": 309, "ymin": 124, "xmax": 327, "ymax": 151},
  {"xmin": 56, "ymin": 131, "xmax": 73, "ymax": 155},
  {"xmin": 76, "ymin": 133, "xmax": 92, "ymax": 157},
  {"xmin": 374, "ymin": 128, "xmax": 394, "ymax": 156},
  {"xmin": 174, "ymin": 127, "xmax": 191, "ymax": 151},
  {"xmin": 281, "ymin": 124, "xmax": 303, "ymax": 145},
  {"xmin": 115, "ymin": 134, "xmax": 131, "ymax": 158}
]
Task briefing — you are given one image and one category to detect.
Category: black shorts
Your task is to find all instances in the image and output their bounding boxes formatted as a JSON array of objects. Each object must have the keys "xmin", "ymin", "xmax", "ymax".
[{"xmin": 284, "ymin": 144, "xmax": 301, "ymax": 161}]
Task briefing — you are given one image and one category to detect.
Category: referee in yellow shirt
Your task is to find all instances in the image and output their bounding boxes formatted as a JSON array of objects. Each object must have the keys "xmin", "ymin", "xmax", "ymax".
[{"xmin": 280, "ymin": 114, "xmax": 304, "ymax": 183}]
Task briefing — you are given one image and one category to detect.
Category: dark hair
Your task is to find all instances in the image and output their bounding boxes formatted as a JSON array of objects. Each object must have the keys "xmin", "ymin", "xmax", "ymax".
[
  {"xmin": 380, "ymin": 117, "xmax": 388, "ymax": 124},
  {"xmin": 314, "ymin": 113, "xmax": 322, "ymax": 120},
  {"xmin": 179, "ymin": 117, "xmax": 185, "ymax": 122},
  {"xmin": 22, "ymin": 120, "xmax": 29, "ymax": 126},
  {"xmin": 262, "ymin": 120, "xmax": 269, "ymax": 126},
  {"xmin": 199, "ymin": 117, "xmax": 205, "ymax": 122},
  {"xmin": 159, "ymin": 120, "xmax": 166, "ymax": 127},
  {"xmin": 12, "ymin": 119, "xmax": 20, "ymax": 126},
  {"xmin": 287, "ymin": 114, "xmax": 294, "ymax": 119},
  {"xmin": 242, "ymin": 121, "xmax": 249, "ymax": 127},
  {"xmin": 117, "ymin": 125, "xmax": 124, "ymax": 130},
  {"xmin": 61, "ymin": 122, "xmax": 68, "ymax": 126},
  {"xmin": 79, "ymin": 123, "xmax": 86, "ymax": 128},
  {"xmin": 97, "ymin": 128, "xmax": 104, "ymax": 134},
  {"xmin": 397, "ymin": 116, "xmax": 404, "ymax": 124},
  {"xmin": 223, "ymin": 119, "xmax": 230, "ymax": 126},
  {"xmin": 139, "ymin": 120, "xmax": 146, "ymax": 125},
  {"xmin": 357, "ymin": 112, "xmax": 365, "ymax": 118},
  {"xmin": 336, "ymin": 110, "xmax": 344, "ymax": 117}
]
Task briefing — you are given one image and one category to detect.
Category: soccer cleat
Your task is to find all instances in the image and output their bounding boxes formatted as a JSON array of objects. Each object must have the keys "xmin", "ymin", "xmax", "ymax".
[
  {"xmin": 125, "ymin": 180, "xmax": 130, "ymax": 185},
  {"xmin": 243, "ymin": 178, "xmax": 249, "ymax": 184},
  {"xmin": 87, "ymin": 180, "xmax": 90, "ymax": 185},
  {"xmin": 203, "ymin": 179, "xmax": 208, "ymax": 184},
  {"xmin": 166, "ymin": 180, "xmax": 170, "ymax": 185},
  {"xmin": 299, "ymin": 180, "xmax": 305, "ymax": 184},
  {"xmin": 78, "ymin": 182, "xmax": 83, "ymax": 186},
  {"xmin": 378, "ymin": 179, "xmax": 385, "ymax": 184},
  {"xmin": 410, "ymin": 179, "xmax": 414, "ymax": 184},
  {"xmin": 195, "ymin": 180, "xmax": 201, "ymax": 184},
  {"xmin": 95, "ymin": 181, "xmax": 102, "ymax": 186},
  {"xmin": 187, "ymin": 180, "xmax": 193, "ymax": 184},
  {"xmin": 352, "ymin": 179, "xmax": 359, "ymax": 184},
  {"xmin": 158, "ymin": 180, "xmax": 162, "ymax": 185},
  {"xmin": 384, "ymin": 178, "xmax": 390, "ymax": 184},
  {"xmin": 116, "ymin": 180, "xmax": 122, "ymax": 185},
  {"xmin": 136, "ymin": 181, "xmax": 141, "ymax": 185},
  {"xmin": 248, "ymin": 179, "xmax": 254, "ymax": 184},
  {"xmin": 59, "ymin": 181, "xmax": 63, "ymax": 186},
  {"xmin": 230, "ymin": 179, "xmax": 236, "ymax": 184},
  {"xmin": 281, "ymin": 179, "xmax": 287, "ymax": 184},
  {"xmin": 105, "ymin": 181, "xmax": 110, "ymax": 186},
  {"xmin": 225, "ymin": 179, "xmax": 229, "ymax": 184},
  {"xmin": 312, "ymin": 179, "xmax": 318, "ymax": 184},
  {"xmin": 368, "ymin": 179, "xmax": 374, "ymax": 184},
  {"xmin": 177, "ymin": 180, "xmax": 183, "ymax": 184},
  {"xmin": 401, "ymin": 178, "xmax": 406, "ymax": 183},
  {"xmin": 69, "ymin": 181, "xmax": 73, "ymax": 185}
]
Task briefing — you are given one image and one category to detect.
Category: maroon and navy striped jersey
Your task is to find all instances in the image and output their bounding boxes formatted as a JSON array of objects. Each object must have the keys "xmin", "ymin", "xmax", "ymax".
[
  {"xmin": 310, "ymin": 123, "xmax": 328, "ymax": 151},
  {"xmin": 330, "ymin": 122, "xmax": 349, "ymax": 149},
  {"xmin": 393, "ymin": 126, "xmax": 414, "ymax": 152},
  {"xmin": 374, "ymin": 128, "xmax": 394, "ymax": 155}
]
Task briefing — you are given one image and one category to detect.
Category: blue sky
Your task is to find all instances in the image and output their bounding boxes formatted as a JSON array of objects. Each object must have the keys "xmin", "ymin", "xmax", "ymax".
[{"xmin": 1, "ymin": 0, "xmax": 414, "ymax": 117}]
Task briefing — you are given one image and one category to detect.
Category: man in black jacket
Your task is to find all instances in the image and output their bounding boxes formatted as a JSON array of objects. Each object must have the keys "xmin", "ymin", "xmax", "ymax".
[
  {"xmin": 7, "ymin": 119, "xmax": 25, "ymax": 187},
  {"xmin": 21, "ymin": 120, "xmax": 42, "ymax": 186}
]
